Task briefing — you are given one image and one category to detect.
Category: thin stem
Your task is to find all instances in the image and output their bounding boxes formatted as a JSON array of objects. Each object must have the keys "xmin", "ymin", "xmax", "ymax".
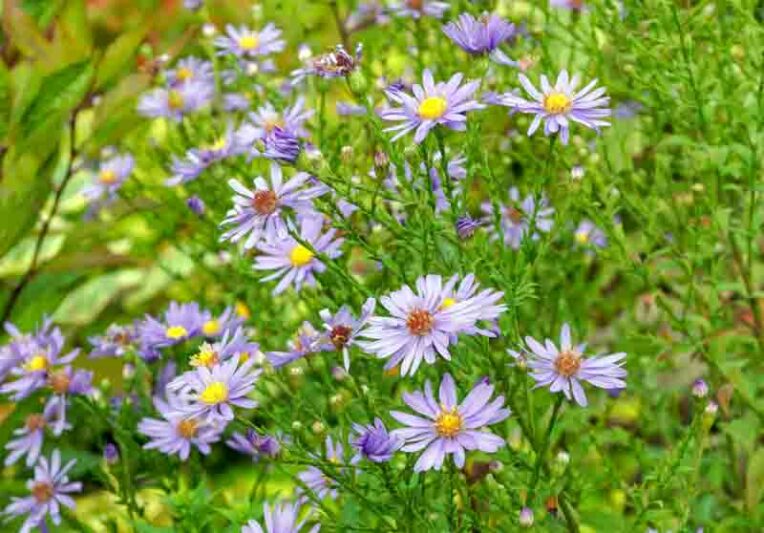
[{"xmin": 529, "ymin": 395, "xmax": 564, "ymax": 500}]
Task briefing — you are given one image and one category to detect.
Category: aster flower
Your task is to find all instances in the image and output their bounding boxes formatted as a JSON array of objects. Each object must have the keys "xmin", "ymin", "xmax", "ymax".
[
  {"xmin": 187, "ymin": 195, "xmax": 206, "ymax": 216},
  {"xmin": 441, "ymin": 274, "xmax": 506, "ymax": 336},
  {"xmin": 45, "ymin": 366, "xmax": 93, "ymax": 434},
  {"xmin": 80, "ymin": 154, "xmax": 134, "ymax": 203},
  {"xmin": 242, "ymin": 502, "xmax": 320, "ymax": 533},
  {"xmin": 481, "ymin": 187, "xmax": 554, "ymax": 249},
  {"xmin": 297, "ymin": 436, "xmax": 345, "ymax": 500},
  {"xmin": 573, "ymin": 219, "xmax": 607, "ymax": 249},
  {"xmin": 166, "ymin": 56, "xmax": 214, "ymax": 87},
  {"xmin": 359, "ymin": 274, "xmax": 501, "ymax": 376},
  {"xmin": 390, "ymin": 373, "xmax": 509, "ymax": 471},
  {"xmin": 455, "ymin": 215, "xmax": 481, "ymax": 240},
  {"xmin": 523, "ymin": 323, "xmax": 627, "ymax": 406},
  {"xmin": 267, "ymin": 322, "xmax": 323, "ymax": 368},
  {"xmin": 4, "ymin": 403, "xmax": 63, "ymax": 467},
  {"xmin": 138, "ymin": 395, "xmax": 223, "ymax": 460},
  {"xmin": 263, "ymin": 126, "xmax": 301, "ymax": 163},
  {"xmin": 88, "ymin": 323, "xmax": 137, "ymax": 358},
  {"xmin": 253, "ymin": 216, "xmax": 344, "ymax": 295},
  {"xmin": 442, "ymin": 12, "xmax": 517, "ymax": 64},
  {"xmin": 227, "ymin": 429, "xmax": 281, "ymax": 460},
  {"xmin": 346, "ymin": 1, "xmax": 390, "ymax": 31},
  {"xmin": 388, "ymin": 0, "xmax": 449, "ymax": 19},
  {"xmin": 137, "ymin": 80, "xmax": 214, "ymax": 122},
  {"xmin": 350, "ymin": 418, "xmax": 401, "ymax": 464},
  {"xmin": 170, "ymin": 354, "xmax": 260, "ymax": 422},
  {"xmin": 221, "ymin": 163, "xmax": 326, "ymax": 249},
  {"xmin": 0, "ymin": 318, "xmax": 58, "ymax": 382},
  {"xmin": 2, "ymin": 450, "xmax": 81, "ymax": 533},
  {"xmin": 236, "ymin": 97, "xmax": 313, "ymax": 146},
  {"xmin": 318, "ymin": 298, "xmax": 376, "ymax": 371},
  {"xmin": 223, "ymin": 92, "xmax": 251, "ymax": 112},
  {"xmin": 214, "ymin": 24, "xmax": 285, "ymax": 58},
  {"xmin": 199, "ymin": 307, "xmax": 244, "ymax": 338},
  {"xmin": 167, "ymin": 126, "xmax": 244, "ymax": 186},
  {"xmin": 379, "ymin": 69, "xmax": 484, "ymax": 143},
  {"xmin": 496, "ymin": 70, "xmax": 610, "ymax": 144},
  {"xmin": 189, "ymin": 327, "xmax": 259, "ymax": 369},
  {"xmin": 137, "ymin": 301, "xmax": 205, "ymax": 351}
]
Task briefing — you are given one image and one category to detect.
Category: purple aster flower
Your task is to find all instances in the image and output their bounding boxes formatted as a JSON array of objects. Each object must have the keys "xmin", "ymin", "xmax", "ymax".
[
  {"xmin": 167, "ymin": 126, "xmax": 243, "ymax": 186},
  {"xmin": 166, "ymin": 56, "xmax": 213, "ymax": 87},
  {"xmin": 519, "ymin": 507, "xmax": 534, "ymax": 527},
  {"xmin": 253, "ymin": 216, "xmax": 344, "ymax": 295},
  {"xmin": 346, "ymin": 1, "xmax": 390, "ymax": 31},
  {"xmin": 236, "ymin": 97, "xmax": 313, "ymax": 147},
  {"xmin": 221, "ymin": 163, "xmax": 325, "ymax": 249},
  {"xmin": 223, "ymin": 92, "xmax": 251, "ymax": 111},
  {"xmin": 481, "ymin": 187, "xmax": 554, "ymax": 249},
  {"xmin": 297, "ymin": 436, "xmax": 345, "ymax": 500},
  {"xmin": 242, "ymin": 501, "xmax": 320, "ymax": 533},
  {"xmin": 692, "ymin": 378, "xmax": 709, "ymax": 398},
  {"xmin": 349, "ymin": 418, "xmax": 401, "ymax": 464},
  {"xmin": 442, "ymin": 12, "xmax": 517, "ymax": 63},
  {"xmin": 455, "ymin": 215, "xmax": 481, "ymax": 240},
  {"xmin": 80, "ymin": 154, "xmax": 134, "ymax": 203},
  {"xmin": 4, "ymin": 403, "xmax": 63, "ymax": 467},
  {"xmin": 495, "ymin": 70, "xmax": 611, "ymax": 144},
  {"xmin": 2, "ymin": 450, "xmax": 81, "ymax": 533},
  {"xmin": 267, "ymin": 322, "xmax": 323, "ymax": 368},
  {"xmin": 187, "ymin": 195, "xmax": 206, "ymax": 216},
  {"xmin": 137, "ymin": 301, "xmax": 205, "ymax": 351},
  {"xmin": 379, "ymin": 69, "xmax": 484, "ymax": 143},
  {"xmin": 138, "ymin": 395, "xmax": 223, "ymax": 460},
  {"xmin": 199, "ymin": 306, "xmax": 244, "ymax": 338},
  {"xmin": 441, "ymin": 274, "xmax": 506, "ymax": 336},
  {"xmin": 137, "ymin": 80, "xmax": 214, "ymax": 121},
  {"xmin": 318, "ymin": 297, "xmax": 376, "ymax": 371},
  {"xmin": 524, "ymin": 323, "xmax": 627, "ymax": 406},
  {"xmin": 214, "ymin": 24, "xmax": 285, "ymax": 58},
  {"xmin": 263, "ymin": 127, "xmax": 301, "ymax": 163},
  {"xmin": 389, "ymin": 0, "xmax": 449, "ymax": 19},
  {"xmin": 170, "ymin": 354, "xmax": 260, "ymax": 422},
  {"xmin": 88, "ymin": 323, "xmax": 137, "ymax": 358},
  {"xmin": 189, "ymin": 327, "xmax": 259, "ymax": 369},
  {"xmin": 103, "ymin": 442, "xmax": 119, "ymax": 464},
  {"xmin": 227, "ymin": 429, "xmax": 281, "ymax": 460},
  {"xmin": 390, "ymin": 373, "xmax": 509, "ymax": 471},
  {"xmin": 359, "ymin": 274, "xmax": 501, "ymax": 376},
  {"xmin": 45, "ymin": 366, "xmax": 93, "ymax": 434},
  {"xmin": 574, "ymin": 219, "xmax": 607, "ymax": 249},
  {"xmin": 1, "ymin": 318, "xmax": 57, "ymax": 382}
]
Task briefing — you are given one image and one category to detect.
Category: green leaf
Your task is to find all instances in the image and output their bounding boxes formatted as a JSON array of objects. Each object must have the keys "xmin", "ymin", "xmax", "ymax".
[
  {"xmin": 746, "ymin": 448, "xmax": 764, "ymax": 513},
  {"xmin": 52, "ymin": 269, "xmax": 145, "ymax": 325},
  {"xmin": 0, "ymin": 63, "xmax": 11, "ymax": 143},
  {"xmin": 96, "ymin": 28, "xmax": 148, "ymax": 90}
]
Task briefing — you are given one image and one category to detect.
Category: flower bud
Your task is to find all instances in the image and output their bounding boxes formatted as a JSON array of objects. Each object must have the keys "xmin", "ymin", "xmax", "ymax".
[
  {"xmin": 519, "ymin": 507, "xmax": 534, "ymax": 527},
  {"xmin": 311, "ymin": 420, "xmax": 325, "ymax": 434},
  {"xmin": 691, "ymin": 378, "xmax": 708, "ymax": 399},
  {"xmin": 348, "ymin": 70, "xmax": 368, "ymax": 94}
]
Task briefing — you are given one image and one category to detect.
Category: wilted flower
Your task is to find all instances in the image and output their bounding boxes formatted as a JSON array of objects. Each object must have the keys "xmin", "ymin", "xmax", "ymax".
[
  {"xmin": 482, "ymin": 187, "xmax": 555, "ymax": 249},
  {"xmin": 318, "ymin": 298, "xmax": 376, "ymax": 370},
  {"xmin": 524, "ymin": 323, "xmax": 627, "ymax": 406},
  {"xmin": 390, "ymin": 373, "xmax": 509, "ymax": 471},
  {"xmin": 292, "ymin": 44, "xmax": 362, "ymax": 84},
  {"xmin": 496, "ymin": 70, "xmax": 610, "ymax": 144},
  {"xmin": 81, "ymin": 154, "xmax": 134, "ymax": 203},
  {"xmin": 214, "ymin": 24, "xmax": 285, "ymax": 58},
  {"xmin": 380, "ymin": 69, "xmax": 484, "ymax": 143},
  {"xmin": 350, "ymin": 418, "xmax": 401, "ymax": 463}
]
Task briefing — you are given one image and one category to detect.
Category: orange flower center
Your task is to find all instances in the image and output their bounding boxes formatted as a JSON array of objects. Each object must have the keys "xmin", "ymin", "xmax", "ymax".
[
  {"xmin": 48, "ymin": 370, "xmax": 71, "ymax": 394},
  {"xmin": 506, "ymin": 206, "xmax": 524, "ymax": 224},
  {"xmin": 554, "ymin": 349, "xmax": 582, "ymax": 377},
  {"xmin": 329, "ymin": 325, "xmax": 352, "ymax": 349},
  {"xmin": 177, "ymin": 419, "xmax": 198, "ymax": 438},
  {"xmin": 406, "ymin": 309, "xmax": 434, "ymax": 336},
  {"xmin": 25, "ymin": 414, "xmax": 47, "ymax": 431},
  {"xmin": 32, "ymin": 482, "xmax": 54, "ymax": 503},
  {"xmin": 252, "ymin": 190, "xmax": 278, "ymax": 215}
]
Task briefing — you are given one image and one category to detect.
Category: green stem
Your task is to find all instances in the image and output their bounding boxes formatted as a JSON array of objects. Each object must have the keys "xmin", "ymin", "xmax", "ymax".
[{"xmin": 529, "ymin": 395, "xmax": 565, "ymax": 500}]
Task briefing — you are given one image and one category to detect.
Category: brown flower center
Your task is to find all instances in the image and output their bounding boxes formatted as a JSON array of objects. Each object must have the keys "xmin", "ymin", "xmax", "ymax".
[
  {"xmin": 406, "ymin": 309, "xmax": 434, "ymax": 336},
  {"xmin": 554, "ymin": 350, "xmax": 582, "ymax": 377},
  {"xmin": 48, "ymin": 370, "xmax": 71, "ymax": 394},
  {"xmin": 407, "ymin": 0, "xmax": 424, "ymax": 10},
  {"xmin": 32, "ymin": 482, "xmax": 54, "ymax": 503},
  {"xmin": 177, "ymin": 419, "xmax": 198, "ymax": 439},
  {"xmin": 329, "ymin": 325, "xmax": 352, "ymax": 349},
  {"xmin": 506, "ymin": 206, "xmax": 524, "ymax": 224},
  {"xmin": 252, "ymin": 190, "xmax": 278, "ymax": 215},
  {"xmin": 25, "ymin": 414, "xmax": 47, "ymax": 431}
]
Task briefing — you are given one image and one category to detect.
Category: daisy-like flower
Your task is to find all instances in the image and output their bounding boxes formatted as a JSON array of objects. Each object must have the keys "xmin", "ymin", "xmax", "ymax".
[
  {"xmin": 380, "ymin": 69, "xmax": 484, "ymax": 143},
  {"xmin": 442, "ymin": 12, "xmax": 517, "ymax": 64},
  {"xmin": 170, "ymin": 354, "xmax": 260, "ymax": 422},
  {"xmin": 137, "ymin": 396, "xmax": 223, "ymax": 460},
  {"xmin": 573, "ymin": 219, "xmax": 607, "ymax": 250},
  {"xmin": 227, "ymin": 429, "xmax": 281, "ymax": 460},
  {"xmin": 199, "ymin": 307, "xmax": 244, "ymax": 338},
  {"xmin": 481, "ymin": 187, "xmax": 554, "ymax": 249},
  {"xmin": 88, "ymin": 323, "xmax": 137, "ymax": 358},
  {"xmin": 388, "ymin": 0, "xmax": 449, "ymax": 19},
  {"xmin": 45, "ymin": 366, "xmax": 93, "ymax": 434},
  {"xmin": 297, "ymin": 436, "xmax": 345, "ymax": 500},
  {"xmin": 349, "ymin": 418, "xmax": 401, "ymax": 464},
  {"xmin": 496, "ymin": 70, "xmax": 610, "ymax": 144},
  {"xmin": 137, "ymin": 301, "xmax": 205, "ymax": 351},
  {"xmin": 166, "ymin": 56, "xmax": 214, "ymax": 87},
  {"xmin": 359, "ymin": 274, "xmax": 499, "ymax": 376},
  {"xmin": 253, "ymin": 216, "xmax": 344, "ymax": 295},
  {"xmin": 236, "ymin": 97, "xmax": 313, "ymax": 147},
  {"xmin": 441, "ymin": 274, "xmax": 506, "ymax": 335},
  {"xmin": 318, "ymin": 298, "xmax": 376, "ymax": 371},
  {"xmin": 167, "ymin": 126, "xmax": 244, "ymax": 186},
  {"xmin": 2, "ymin": 450, "xmax": 81, "ymax": 533},
  {"xmin": 242, "ymin": 502, "xmax": 320, "ymax": 533},
  {"xmin": 221, "ymin": 163, "xmax": 325, "ymax": 249},
  {"xmin": 0, "ymin": 318, "xmax": 58, "ymax": 382},
  {"xmin": 267, "ymin": 322, "xmax": 323, "ymax": 368},
  {"xmin": 214, "ymin": 24, "xmax": 285, "ymax": 58},
  {"xmin": 137, "ymin": 80, "xmax": 214, "ymax": 122},
  {"xmin": 80, "ymin": 154, "xmax": 134, "ymax": 203},
  {"xmin": 390, "ymin": 373, "xmax": 509, "ymax": 471},
  {"xmin": 523, "ymin": 323, "xmax": 627, "ymax": 406},
  {"xmin": 189, "ymin": 327, "xmax": 259, "ymax": 369},
  {"xmin": 4, "ymin": 403, "xmax": 63, "ymax": 467}
]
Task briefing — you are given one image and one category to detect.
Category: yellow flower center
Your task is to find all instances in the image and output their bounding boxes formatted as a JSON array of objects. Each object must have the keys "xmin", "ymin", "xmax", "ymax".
[
  {"xmin": 543, "ymin": 92, "xmax": 571, "ymax": 114},
  {"xmin": 235, "ymin": 301, "xmax": 251, "ymax": 319},
  {"xmin": 191, "ymin": 344, "xmax": 220, "ymax": 368},
  {"xmin": 575, "ymin": 231, "xmax": 589, "ymax": 244},
  {"xmin": 290, "ymin": 245, "xmax": 314, "ymax": 267},
  {"xmin": 440, "ymin": 297, "xmax": 456, "ymax": 310},
  {"xmin": 435, "ymin": 407, "xmax": 463, "ymax": 438},
  {"xmin": 554, "ymin": 349, "xmax": 582, "ymax": 378},
  {"xmin": 168, "ymin": 90, "xmax": 185, "ymax": 110},
  {"xmin": 176, "ymin": 66, "xmax": 193, "ymax": 82},
  {"xmin": 200, "ymin": 381, "xmax": 228, "ymax": 404},
  {"xmin": 25, "ymin": 354, "xmax": 49, "ymax": 372},
  {"xmin": 165, "ymin": 325, "xmax": 188, "ymax": 340},
  {"xmin": 238, "ymin": 34, "xmax": 260, "ymax": 51},
  {"xmin": 238, "ymin": 351, "xmax": 251, "ymax": 363},
  {"xmin": 208, "ymin": 137, "xmax": 227, "ymax": 152},
  {"xmin": 99, "ymin": 169, "xmax": 118, "ymax": 185},
  {"xmin": 418, "ymin": 96, "xmax": 448, "ymax": 120},
  {"xmin": 264, "ymin": 118, "xmax": 284, "ymax": 133},
  {"xmin": 177, "ymin": 419, "xmax": 198, "ymax": 438},
  {"xmin": 202, "ymin": 320, "xmax": 221, "ymax": 336}
]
